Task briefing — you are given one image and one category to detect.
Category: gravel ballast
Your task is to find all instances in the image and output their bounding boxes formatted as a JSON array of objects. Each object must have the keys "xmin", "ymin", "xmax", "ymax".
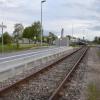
[{"xmin": 0, "ymin": 48, "xmax": 86, "ymax": 100}]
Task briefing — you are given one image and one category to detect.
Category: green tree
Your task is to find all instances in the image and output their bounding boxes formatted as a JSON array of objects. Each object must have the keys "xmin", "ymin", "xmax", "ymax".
[
  {"xmin": 43, "ymin": 36, "xmax": 48, "ymax": 43},
  {"xmin": 31, "ymin": 21, "xmax": 41, "ymax": 42},
  {"xmin": 48, "ymin": 32, "xmax": 57, "ymax": 45},
  {"xmin": 3, "ymin": 32, "xmax": 12, "ymax": 44},
  {"xmin": 23, "ymin": 21, "xmax": 41, "ymax": 44},
  {"xmin": 13, "ymin": 23, "xmax": 24, "ymax": 48},
  {"xmin": 93, "ymin": 36, "xmax": 100, "ymax": 44},
  {"xmin": 0, "ymin": 36, "xmax": 1, "ymax": 43},
  {"xmin": 23, "ymin": 27, "xmax": 33, "ymax": 43}
]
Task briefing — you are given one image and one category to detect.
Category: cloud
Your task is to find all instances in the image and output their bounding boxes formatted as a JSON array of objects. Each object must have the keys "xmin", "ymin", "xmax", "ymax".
[
  {"xmin": 0, "ymin": 0, "xmax": 25, "ymax": 8},
  {"xmin": 88, "ymin": 25, "xmax": 100, "ymax": 31},
  {"xmin": 0, "ymin": 0, "xmax": 100, "ymax": 41}
]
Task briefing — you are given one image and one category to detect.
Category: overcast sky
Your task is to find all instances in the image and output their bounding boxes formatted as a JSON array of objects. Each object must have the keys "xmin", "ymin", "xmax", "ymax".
[{"xmin": 0, "ymin": 0, "xmax": 100, "ymax": 40}]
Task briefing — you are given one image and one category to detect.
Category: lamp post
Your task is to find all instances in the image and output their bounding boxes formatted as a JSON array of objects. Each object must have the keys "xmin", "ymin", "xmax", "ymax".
[
  {"xmin": 41, "ymin": 0, "xmax": 46, "ymax": 46},
  {"xmin": 0, "ymin": 22, "xmax": 7, "ymax": 53}
]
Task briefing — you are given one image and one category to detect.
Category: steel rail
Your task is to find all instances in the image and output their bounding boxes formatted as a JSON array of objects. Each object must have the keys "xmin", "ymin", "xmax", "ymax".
[
  {"xmin": 49, "ymin": 47, "xmax": 88, "ymax": 100},
  {"xmin": 0, "ymin": 47, "xmax": 84, "ymax": 96}
]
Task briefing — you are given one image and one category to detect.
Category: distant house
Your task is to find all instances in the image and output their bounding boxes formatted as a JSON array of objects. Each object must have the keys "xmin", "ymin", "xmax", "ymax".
[{"xmin": 18, "ymin": 38, "xmax": 33, "ymax": 44}]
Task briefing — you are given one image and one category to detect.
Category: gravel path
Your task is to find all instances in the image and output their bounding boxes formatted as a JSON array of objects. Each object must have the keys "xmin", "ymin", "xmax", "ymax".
[
  {"xmin": 58, "ymin": 47, "xmax": 100, "ymax": 100},
  {"xmin": 80, "ymin": 47, "xmax": 100, "ymax": 100},
  {"xmin": 0, "ymin": 48, "xmax": 86, "ymax": 100}
]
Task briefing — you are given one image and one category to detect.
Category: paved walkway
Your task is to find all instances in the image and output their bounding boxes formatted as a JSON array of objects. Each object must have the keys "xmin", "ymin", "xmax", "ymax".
[{"xmin": 0, "ymin": 46, "xmax": 52, "ymax": 58}]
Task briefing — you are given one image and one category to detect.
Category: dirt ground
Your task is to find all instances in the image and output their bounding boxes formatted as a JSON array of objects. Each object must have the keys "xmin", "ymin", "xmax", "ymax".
[{"xmin": 81, "ymin": 47, "xmax": 100, "ymax": 100}]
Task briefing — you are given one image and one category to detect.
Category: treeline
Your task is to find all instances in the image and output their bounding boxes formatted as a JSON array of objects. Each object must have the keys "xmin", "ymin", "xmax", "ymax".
[
  {"xmin": 0, "ymin": 21, "xmax": 57, "ymax": 47},
  {"xmin": 93, "ymin": 36, "xmax": 100, "ymax": 44},
  {"xmin": 0, "ymin": 32, "xmax": 12, "ymax": 44}
]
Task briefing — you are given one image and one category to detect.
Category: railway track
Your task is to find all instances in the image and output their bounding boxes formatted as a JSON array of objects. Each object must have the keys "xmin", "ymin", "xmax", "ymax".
[
  {"xmin": 49, "ymin": 47, "xmax": 88, "ymax": 100},
  {"xmin": 0, "ymin": 46, "xmax": 88, "ymax": 100}
]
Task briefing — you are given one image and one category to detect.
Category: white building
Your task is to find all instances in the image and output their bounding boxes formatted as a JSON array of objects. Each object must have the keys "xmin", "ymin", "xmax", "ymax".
[{"xmin": 55, "ymin": 37, "xmax": 69, "ymax": 47}]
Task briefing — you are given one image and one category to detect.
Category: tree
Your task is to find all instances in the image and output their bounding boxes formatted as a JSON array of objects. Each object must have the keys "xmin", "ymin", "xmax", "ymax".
[
  {"xmin": 93, "ymin": 36, "xmax": 100, "ymax": 44},
  {"xmin": 66, "ymin": 35, "xmax": 71, "ymax": 40},
  {"xmin": 13, "ymin": 23, "xmax": 24, "ymax": 48},
  {"xmin": 94, "ymin": 37, "xmax": 97, "ymax": 43},
  {"xmin": 22, "ymin": 21, "xmax": 41, "ymax": 44},
  {"xmin": 23, "ymin": 26, "xmax": 33, "ymax": 43},
  {"xmin": 3, "ymin": 32, "xmax": 12, "ymax": 44},
  {"xmin": 0, "ymin": 36, "xmax": 1, "ymax": 43},
  {"xmin": 31, "ymin": 21, "xmax": 41, "ymax": 42},
  {"xmin": 48, "ymin": 32, "xmax": 57, "ymax": 45}
]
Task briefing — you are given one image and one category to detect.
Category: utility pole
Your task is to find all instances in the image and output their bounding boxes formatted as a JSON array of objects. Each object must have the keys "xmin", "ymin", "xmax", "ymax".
[{"xmin": 0, "ymin": 22, "xmax": 7, "ymax": 53}]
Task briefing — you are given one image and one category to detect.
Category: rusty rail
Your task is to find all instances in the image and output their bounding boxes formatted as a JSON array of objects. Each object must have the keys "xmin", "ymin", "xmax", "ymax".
[
  {"xmin": 49, "ymin": 47, "xmax": 88, "ymax": 100},
  {"xmin": 0, "ymin": 47, "xmax": 84, "ymax": 96}
]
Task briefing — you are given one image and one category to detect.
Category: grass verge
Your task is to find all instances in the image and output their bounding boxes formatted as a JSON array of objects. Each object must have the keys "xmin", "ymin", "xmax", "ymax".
[
  {"xmin": 87, "ymin": 83, "xmax": 100, "ymax": 100},
  {"xmin": 0, "ymin": 43, "xmax": 49, "ymax": 53}
]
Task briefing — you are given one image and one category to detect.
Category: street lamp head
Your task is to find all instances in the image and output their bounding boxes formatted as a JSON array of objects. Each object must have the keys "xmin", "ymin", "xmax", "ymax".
[{"xmin": 41, "ymin": 0, "xmax": 46, "ymax": 3}]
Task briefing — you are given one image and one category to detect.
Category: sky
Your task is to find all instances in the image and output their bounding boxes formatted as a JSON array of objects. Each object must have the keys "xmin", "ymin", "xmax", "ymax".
[{"xmin": 0, "ymin": 0, "xmax": 100, "ymax": 40}]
